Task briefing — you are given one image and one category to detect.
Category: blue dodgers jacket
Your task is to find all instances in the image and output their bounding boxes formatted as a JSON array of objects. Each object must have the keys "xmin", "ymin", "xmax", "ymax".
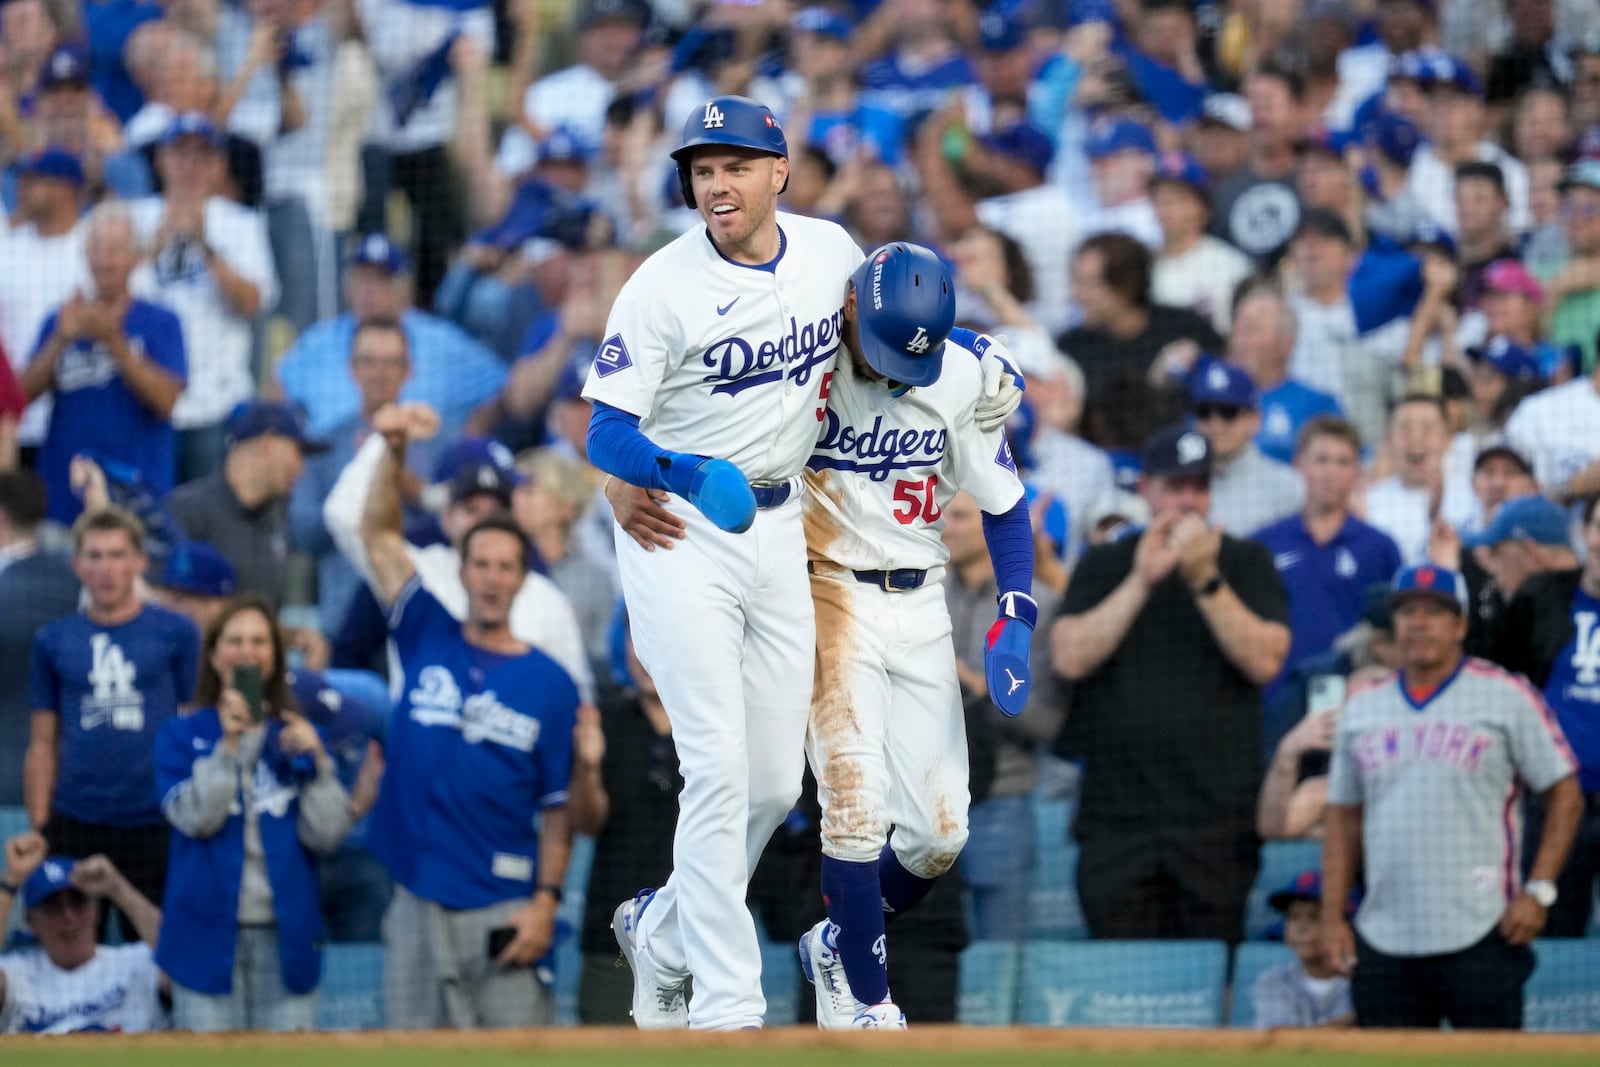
[{"xmin": 153, "ymin": 707, "xmax": 352, "ymax": 996}]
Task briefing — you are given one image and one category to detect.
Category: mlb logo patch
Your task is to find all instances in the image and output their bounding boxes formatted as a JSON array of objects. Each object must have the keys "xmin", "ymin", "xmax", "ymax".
[
  {"xmin": 996, "ymin": 437, "xmax": 1017, "ymax": 473},
  {"xmin": 595, "ymin": 334, "xmax": 633, "ymax": 378}
]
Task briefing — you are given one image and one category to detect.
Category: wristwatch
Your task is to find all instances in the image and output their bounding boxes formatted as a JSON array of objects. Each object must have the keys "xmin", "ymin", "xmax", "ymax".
[
  {"xmin": 534, "ymin": 883, "xmax": 564, "ymax": 904},
  {"xmin": 1525, "ymin": 879, "xmax": 1558, "ymax": 908},
  {"xmin": 0, "ymin": 879, "xmax": 18, "ymax": 896},
  {"xmin": 1194, "ymin": 573, "xmax": 1225, "ymax": 598}
]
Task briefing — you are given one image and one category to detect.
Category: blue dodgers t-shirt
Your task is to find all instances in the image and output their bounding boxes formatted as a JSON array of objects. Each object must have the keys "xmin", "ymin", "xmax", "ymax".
[
  {"xmin": 35, "ymin": 300, "xmax": 187, "ymax": 524},
  {"xmin": 1254, "ymin": 514, "xmax": 1402, "ymax": 698},
  {"xmin": 29, "ymin": 604, "xmax": 200, "ymax": 826},
  {"xmin": 858, "ymin": 51, "xmax": 976, "ymax": 122},
  {"xmin": 1256, "ymin": 380, "xmax": 1343, "ymax": 465},
  {"xmin": 370, "ymin": 579, "xmax": 577, "ymax": 910},
  {"xmin": 1544, "ymin": 588, "xmax": 1600, "ymax": 793}
]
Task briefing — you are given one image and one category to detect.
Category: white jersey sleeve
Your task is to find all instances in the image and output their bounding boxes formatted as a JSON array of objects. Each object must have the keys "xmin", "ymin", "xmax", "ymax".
[
  {"xmin": 804, "ymin": 342, "xmax": 1024, "ymax": 572},
  {"xmin": 581, "ymin": 214, "xmax": 865, "ymax": 484}
]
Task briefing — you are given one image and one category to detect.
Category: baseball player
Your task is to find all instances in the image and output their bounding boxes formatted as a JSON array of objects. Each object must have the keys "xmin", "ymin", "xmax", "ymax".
[
  {"xmin": 583, "ymin": 96, "xmax": 1021, "ymax": 1031},
  {"xmin": 796, "ymin": 244, "xmax": 1034, "ymax": 1029},
  {"xmin": 1322, "ymin": 563, "xmax": 1582, "ymax": 1028}
]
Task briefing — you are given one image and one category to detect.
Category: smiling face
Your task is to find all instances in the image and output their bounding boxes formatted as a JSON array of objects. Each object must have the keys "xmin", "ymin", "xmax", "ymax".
[
  {"xmin": 687, "ymin": 146, "xmax": 789, "ymax": 263},
  {"xmin": 28, "ymin": 889, "xmax": 100, "ymax": 971}
]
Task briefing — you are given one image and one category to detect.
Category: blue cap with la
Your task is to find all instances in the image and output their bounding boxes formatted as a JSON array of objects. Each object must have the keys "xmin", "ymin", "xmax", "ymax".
[
  {"xmin": 350, "ymin": 232, "xmax": 410, "ymax": 274},
  {"xmin": 979, "ymin": 10, "xmax": 1026, "ymax": 51},
  {"xmin": 1469, "ymin": 335, "xmax": 1543, "ymax": 382},
  {"xmin": 1406, "ymin": 220, "xmax": 1457, "ymax": 258},
  {"xmin": 978, "ymin": 121, "xmax": 1054, "ymax": 176},
  {"xmin": 160, "ymin": 111, "xmax": 226, "ymax": 148},
  {"xmin": 1188, "ymin": 358, "xmax": 1259, "ymax": 409},
  {"xmin": 792, "ymin": 6, "xmax": 851, "ymax": 39},
  {"xmin": 1086, "ymin": 117, "xmax": 1156, "ymax": 160},
  {"xmin": 1463, "ymin": 496, "xmax": 1570, "ymax": 550},
  {"xmin": 1389, "ymin": 563, "xmax": 1469, "ymax": 614},
  {"xmin": 161, "ymin": 540, "xmax": 239, "ymax": 598},
  {"xmin": 23, "ymin": 856, "xmax": 78, "ymax": 910},
  {"xmin": 1151, "ymin": 151, "xmax": 1209, "ymax": 195}
]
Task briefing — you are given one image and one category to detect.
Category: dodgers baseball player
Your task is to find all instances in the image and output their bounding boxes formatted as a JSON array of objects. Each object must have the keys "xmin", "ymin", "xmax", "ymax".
[
  {"xmin": 798, "ymin": 244, "xmax": 1034, "ymax": 1029},
  {"xmin": 582, "ymin": 96, "xmax": 1022, "ymax": 1032}
]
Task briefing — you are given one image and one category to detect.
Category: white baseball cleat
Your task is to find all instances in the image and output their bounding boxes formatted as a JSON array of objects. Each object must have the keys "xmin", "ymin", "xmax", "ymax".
[
  {"xmin": 799, "ymin": 919, "xmax": 858, "ymax": 1029},
  {"xmin": 613, "ymin": 890, "xmax": 688, "ymax": 1029},
  {"xmin": 851, "ymin": 999, "xmax": 907, "ymax": 1029}
]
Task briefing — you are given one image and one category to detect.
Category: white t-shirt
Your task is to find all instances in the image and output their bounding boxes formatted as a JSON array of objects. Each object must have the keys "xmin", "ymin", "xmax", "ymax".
[
  {"xmin": 129, "ymin": 196, "xmax": 280, "ymax": 428},
  {"xmin": 1079, "ymin": 197, "xmax": 1162, "ymax": 250},
  {"xmin": 976, "ymin": 184, "xmax": 1078, "ymax": 335},
  {"xmin": 1287, "ymin": 293, "xmax": 1409, "ymax": 449},
  {"xmin": 1406, "ymin": 142, "xmax": 1532, "ymax": 236},
  {"xmin": 1153, "ymin": 235, "xmax": 1255, "ymax": 335},
  {"xmin": 1363, "ymin": 476, "xmax": 1432, "ymax": 567},
  {"xmin": 0, "ymin": 221, "xmax": 88, "ymax": 445},
  {"xmin": 496, "ymin": 62, "xmax": 615, "ymax": 177},
  {"xmin": 357, "ymin": 0, "xmax": 494, "ymax": 153},
  {"xmin": 1504, "ymin": 375, "xmax": 1600, "ymax": 497},
  {"xmin": 0, "ymin": 944, "xmax": 164, "ymax": 1034}
]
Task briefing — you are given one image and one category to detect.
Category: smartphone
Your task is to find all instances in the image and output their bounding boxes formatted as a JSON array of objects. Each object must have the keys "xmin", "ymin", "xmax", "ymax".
[
  {"xmin": 1308, "ymin": 674, "xmax": 1346, "ymax": 718},
  {"xmin": 487, "ymin": 925, "xmax": 517, "ymax": 961},
  {"xmin": 234, "ymin": 663, "xmax": 265, "ymax": 724}
]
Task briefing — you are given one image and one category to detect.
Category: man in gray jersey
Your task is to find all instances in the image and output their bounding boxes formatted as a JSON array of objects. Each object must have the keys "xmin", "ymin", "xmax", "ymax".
[{"xmin": 1321, "ymin": 563, "xmax": 1582, "ymax": 1029}]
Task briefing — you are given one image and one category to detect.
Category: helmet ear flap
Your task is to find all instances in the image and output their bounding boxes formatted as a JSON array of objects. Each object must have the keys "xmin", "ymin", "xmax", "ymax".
[{"xmin": 678, "ymin": 162, "xmax": 696, "ymax": 210}]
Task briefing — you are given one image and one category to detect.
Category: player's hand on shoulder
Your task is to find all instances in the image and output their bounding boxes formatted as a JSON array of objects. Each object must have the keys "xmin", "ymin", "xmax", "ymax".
[
  {"xmin": 608, "ymin": 478, "xmax": 687, "ymax": 551},
  {"xmin": 972, "ymin": 334, "xmax": 1025, "ymax": 433}
]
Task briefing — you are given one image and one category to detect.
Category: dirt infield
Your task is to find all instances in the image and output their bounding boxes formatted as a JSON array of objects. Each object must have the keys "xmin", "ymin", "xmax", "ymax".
[{"xmin": 5, "ymin": 1025, "xmax": 1600, "ymax": 1065}]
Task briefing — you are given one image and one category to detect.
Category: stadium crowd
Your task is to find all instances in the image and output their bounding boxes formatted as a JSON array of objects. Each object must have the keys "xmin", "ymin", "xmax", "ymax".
[{"xmin": 0, "ymin": 0, "xmax": 1598, "ymax": 1036}]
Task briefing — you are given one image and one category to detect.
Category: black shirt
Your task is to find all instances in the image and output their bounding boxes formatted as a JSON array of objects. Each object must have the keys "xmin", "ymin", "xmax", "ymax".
[
  {"xmin": 1058, "ymin": 305, "xmax": 1224, "ymax": 451},
  {"xmin": 1052, "ymin": 531, "xmax": 1289, "ymax": 832},
  {"xmin": 580, "ymin": 689, "xmax": 682, "ymax": 954},
  {"xmin": 1490, "ymin": 568, "xmax": 1584, "ymax": 688}
]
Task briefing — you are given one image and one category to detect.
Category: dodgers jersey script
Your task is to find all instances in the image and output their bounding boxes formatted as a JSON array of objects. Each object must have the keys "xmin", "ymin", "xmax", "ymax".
[
  {"xmin": 1327, "ymin": 659, "xmax": 1576, "ymax": 956},
  {"xmin": 582, "ymin": 213, "xmax": 866, "ymax": 481},
  {"xmin": 805, "ymin": 338, "xmax": 1025, "ymax": 570}
]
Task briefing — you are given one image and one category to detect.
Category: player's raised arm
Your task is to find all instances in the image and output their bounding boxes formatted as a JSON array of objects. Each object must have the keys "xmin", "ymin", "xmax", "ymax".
[{"xmin": 358, "ymin": 403, "xmax": 433, "ymax": 607}]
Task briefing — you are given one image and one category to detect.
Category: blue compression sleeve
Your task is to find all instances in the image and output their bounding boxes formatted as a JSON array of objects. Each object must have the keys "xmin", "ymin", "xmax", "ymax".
[
  {"xmin": 586, "ymin": 402, "xmax": 669, "ymax": 491},
  {"xmin": 981, "ymin": 498, "xmax": 1034, "ymax": 596}
]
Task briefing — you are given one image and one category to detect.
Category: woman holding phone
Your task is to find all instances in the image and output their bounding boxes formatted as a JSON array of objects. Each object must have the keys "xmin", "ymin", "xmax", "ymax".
[{"xmin": 153, "ymin": 594, "xmax": 354, "ymax": 1031}]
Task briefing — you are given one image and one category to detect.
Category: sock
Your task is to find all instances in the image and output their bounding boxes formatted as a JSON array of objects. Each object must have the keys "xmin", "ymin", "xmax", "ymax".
[
  {"xmin": 878, "ymin": 844, "xmax": 937, "ymax": 922},
  {"xmin": 821, "ymin": 855, "xmax": 890, "ymax": 1007}
]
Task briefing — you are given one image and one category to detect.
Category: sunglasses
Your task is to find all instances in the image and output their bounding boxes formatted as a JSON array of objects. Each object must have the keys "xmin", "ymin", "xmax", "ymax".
[{"xmin": 1194, "ymin": 403, "xmax": 1245, "ymax": 422}]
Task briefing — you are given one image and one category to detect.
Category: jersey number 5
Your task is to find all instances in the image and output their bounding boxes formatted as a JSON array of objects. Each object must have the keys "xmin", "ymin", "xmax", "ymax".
[
  {"xmin": 815, "ymin": 370, "xmax": 834, "ymax": 422},
  {"xmin": 892, "ymin": 475, "xmax": 941, "ymax": 525}
]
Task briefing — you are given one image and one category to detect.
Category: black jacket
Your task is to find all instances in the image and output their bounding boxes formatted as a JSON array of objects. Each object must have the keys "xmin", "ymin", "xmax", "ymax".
[{"xmin": 1491, "ymin": 568, "xmax": 1583, "ymax": 688}]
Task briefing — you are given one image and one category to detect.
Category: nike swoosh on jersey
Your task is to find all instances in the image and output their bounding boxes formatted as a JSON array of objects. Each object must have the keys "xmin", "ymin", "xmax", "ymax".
[{"xmin": 716, "ymin": 297, "xmax": 740, "ymax": 316}]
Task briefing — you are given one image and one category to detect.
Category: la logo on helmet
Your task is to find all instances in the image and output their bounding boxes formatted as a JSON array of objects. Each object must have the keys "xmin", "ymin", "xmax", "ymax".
[
  {"xmin": 905, "ymin": 327, "xmax": 930, "ymax": 354},
  {"xmin": 702, "ymin": 103, "xmax": 725, "ymax": 129}
]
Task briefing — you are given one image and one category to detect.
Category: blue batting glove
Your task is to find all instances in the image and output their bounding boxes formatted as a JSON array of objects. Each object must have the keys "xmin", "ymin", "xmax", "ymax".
[
  {"xmin": 984, "ymin": 590, "xmax": 1036, "ymax": 716},
  {"xmin": 657, "ymin": 452, "xmax": 756, "ymax": 533}
]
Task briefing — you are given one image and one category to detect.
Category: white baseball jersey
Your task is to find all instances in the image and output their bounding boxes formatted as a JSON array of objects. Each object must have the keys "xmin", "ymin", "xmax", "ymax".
[
  {"xmin": 0, "ymin": 944, "xmax": 164, "ymax": 1034},
  {"xmin": 804, "ymin": 340, "xmax": 1026, "ymax": 571},
  {"xmin": 1327, "ymin": 658, "xmax": 1577, "ymax": 957},
  {"xmin": 582, "ymin": 212, "xmax": 865, "ymax": 483}
]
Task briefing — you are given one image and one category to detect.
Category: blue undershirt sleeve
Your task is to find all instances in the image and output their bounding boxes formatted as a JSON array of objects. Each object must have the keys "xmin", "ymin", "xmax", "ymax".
[
  {"xmin": 586, "ymin": 402, "xmax": 670, "ymax": 491},
  {"xmin": 981, "ymin": 498, "xmax": 1035, "ymax": 597}
]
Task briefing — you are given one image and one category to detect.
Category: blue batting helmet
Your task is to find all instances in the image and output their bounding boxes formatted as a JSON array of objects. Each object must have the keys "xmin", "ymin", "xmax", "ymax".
[
  {"xmin": 849, "ymin": 243, "xmax": 955, "ymax": 390},
  {"xmin": 670, "ymin": 95, "xmax": 788, "ymax": 209}
]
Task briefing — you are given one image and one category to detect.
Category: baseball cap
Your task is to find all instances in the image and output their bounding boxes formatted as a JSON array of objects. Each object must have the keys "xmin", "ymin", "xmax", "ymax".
[
  {"xmin": 434, "ymin": 437, "xmax": 526, "ymax": 505},
  {"xmin": 1389, "ymin": 563, "xmax": 1469, "ymax": 614},
  {"xmin": 1406, "ymin": 220, "xmax": 1457, "ymax": 258},
  {"xmin": 1431, "ymin": 54, "xmax": 1484, "ymax": 98},
  {"xmin": 1361, "ymin": 110, "xmax": 1421, "ymax": 167},
  {"xmin": 350, "ymin": 232, "xmax": 410, "ymax": 275},
  {"xmin": 538, "ymin": 125, "xmax": 596, "ymax": 167},
  {"xmin": 978, "ymin": 121, "xmax": 1054, "ymax": 177},
  {"xmin": 225, "ymin": 401, "xmax": 330, "ymax": 454},
  {"xmin": 1481, "ymin": 259, "xmax": 1543, "ymax": 305},
  {"xmin": 22, "ymin": 856, "xmax": 78, "ymax": 910},
  {"xmin": 1558, "ymin": 158, "xmax": 1600, "ymax": 196},
  {"xmin": 1267, "ymin": 869, "xmax": 1360, "ymax": 918},
  {"xmin": 160, "ymin": 111, "xmax": 226, "ymax": 149},
  {"xmin": 1188, "ymin": 359, "xmax": 1259, "ymax": 409},
  {"xmin": 1473, "ymin": 442, "xmax": 1534, "ymax": 476},
  {"xmin": 978, "ymin": 10, "xmax": 1026, "ymax": 52},
  {"xmin": 1199, "ymin": 93, "xmax": 1251, "ymax": 132},
  {"xmin": 37, "ymin": 43, "xmax": 90, "ymax": 91},
  {"xmin": 1086, "ymin": 117, "xmax": 1156, "ymax": 160},
  {"xmin": 1142, "ymin": 425, "xmax": 1212, "ymax": 480},
  {"xmin": 1467, "ymin": 335, "xmax": 1543, "ymax": 381},
  {"xmin": 791, "ymin": 6, "xmax": 851, "ymax": 41},
  {"xmin": 1150, "ymin": 152, "xmax": 1209, "ymax": 196},
  {"xmin": 1463, "ymin": 496, "xmax": 1570, "ymax": 549},
  {"xmin": 1294, "ymin": 207, "xmax": 1355, "ymax": 246},
  {"xmin": 18, "ymin": 147, "xmax": 85, "ymax": 188},
  {"xmin": 160, "ymin": 540, "xmax": 239, "ymax": 598},
  {"xmin": 580, "ymin": 0, "xmax": 648, "ymax": 30}
]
